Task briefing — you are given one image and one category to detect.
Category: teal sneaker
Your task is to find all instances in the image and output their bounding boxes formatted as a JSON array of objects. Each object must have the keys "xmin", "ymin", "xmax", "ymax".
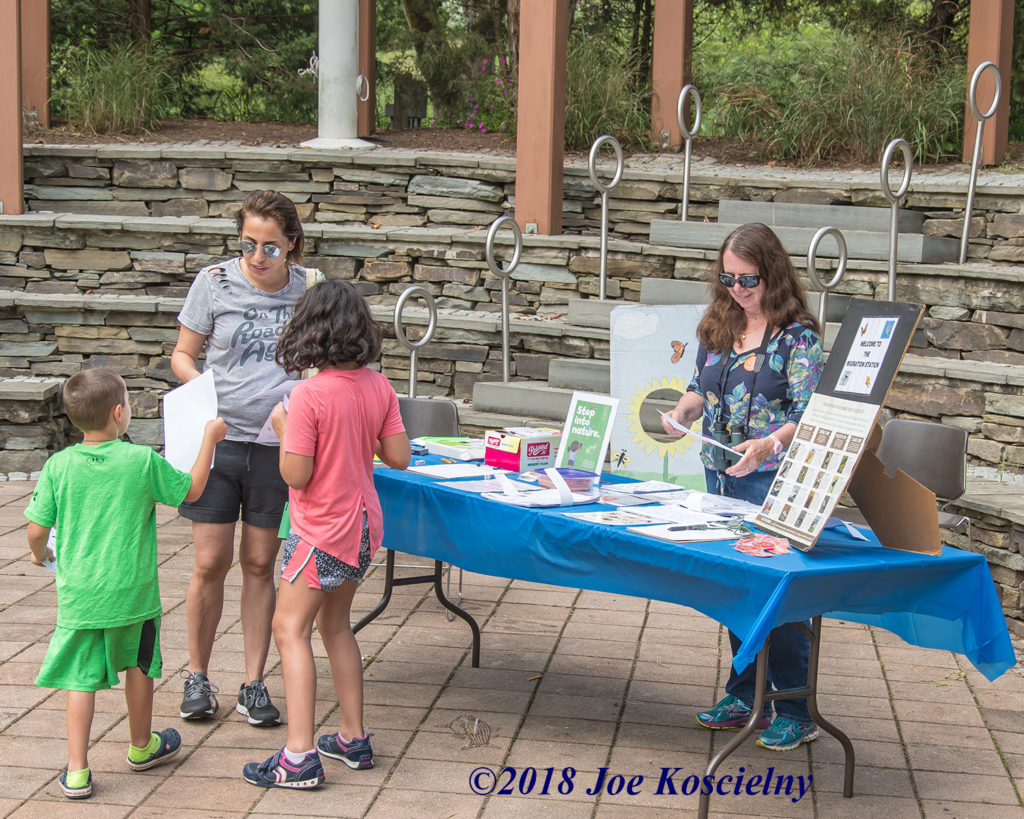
[
  {"xmin": 756, "ymin": 716, "xmax": 819, "ymax": 751},
  {"xmin": 696, "ymin": 694, "xmax": 771, "ymax": 730}
]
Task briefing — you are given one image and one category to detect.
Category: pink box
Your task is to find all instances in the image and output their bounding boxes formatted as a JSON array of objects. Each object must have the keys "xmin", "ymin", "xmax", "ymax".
[{"xmin": 484, "ymin": 429, "xmax": 560, "ymax": 472}]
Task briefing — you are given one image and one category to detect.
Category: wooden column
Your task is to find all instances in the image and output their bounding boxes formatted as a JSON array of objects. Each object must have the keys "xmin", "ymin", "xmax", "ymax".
[
  {"xmin": 357, "ymin": 0, "xmax": 376, "ymax": 137},
  {"xmin": 963, "ymin": 0, "xmax": 1014, "ymax": 165},
  {"xmin": 20, "ymin": 0, "xmax": 49, "ymax": 127},
  {"xmin": 513, "ymin": 0, "xmax": 569, "ymax": 235},
  {"xmin": 0, "ymin": 0, "xmax": 23, "ymax": 215},
  {"xmin": 650, "ymin": 0, "xmax": 693, "ymax": 149}
]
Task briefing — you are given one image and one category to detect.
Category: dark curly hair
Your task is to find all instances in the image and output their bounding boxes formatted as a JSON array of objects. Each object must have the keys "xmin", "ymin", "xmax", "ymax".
[
  {"xmin": 698, "ymin": 222, "xmax": 819, "ymax": 353},
  {"xmin": 275, "ymin": 280, "xmax": 381, "ymax": 373},
  {"xmin": 235, "ymin": 190, "xmax": 304, "ymax": 263}
]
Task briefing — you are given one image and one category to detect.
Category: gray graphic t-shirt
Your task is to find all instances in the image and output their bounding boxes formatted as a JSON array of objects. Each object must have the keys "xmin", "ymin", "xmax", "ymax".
[{"xmin": 177, "ymin": 257, "xmax": 306, "ymax": 440}]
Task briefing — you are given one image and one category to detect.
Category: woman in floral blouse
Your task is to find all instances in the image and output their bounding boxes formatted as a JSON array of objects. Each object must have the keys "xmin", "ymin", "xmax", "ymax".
[{"xmin": 660, "ymin": 222, "xmax": 823, "ymax": 752}]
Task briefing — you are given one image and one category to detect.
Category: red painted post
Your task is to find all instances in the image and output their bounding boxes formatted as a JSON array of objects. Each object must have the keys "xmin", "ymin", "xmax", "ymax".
[
  {"xmin": 513, "ymin": 0, "xmax": 569, "ymax": 235},
  {"xmin": 651, "ymin": 0, "xmax": 693, "ymax": 150},
  {"xmin": 963, "ymin": 0, "xmax": 1014, "ymax": 165},
  {"xmin": 0, "ymin": 0, "xmax": 23, "ymax": 215},
  {"xmin": 357, "ymin": 0, "xmax": 376, "ymax": 137}
]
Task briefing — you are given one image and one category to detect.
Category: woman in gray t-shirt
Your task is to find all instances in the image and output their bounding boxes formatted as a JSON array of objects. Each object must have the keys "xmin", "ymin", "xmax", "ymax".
[{"xmin": 171, "ymin": 190, "xmax": 308, "ymax": 728}]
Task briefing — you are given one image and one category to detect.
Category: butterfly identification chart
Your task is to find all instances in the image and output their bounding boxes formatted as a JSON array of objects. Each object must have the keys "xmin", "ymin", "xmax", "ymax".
[
  {"xmin": 755, "ymin": 299, "xmax": 924, "ymax": 549},
  {"xmin": 609, "ymin": 303, "xmax": 706, "ymax": 488}
]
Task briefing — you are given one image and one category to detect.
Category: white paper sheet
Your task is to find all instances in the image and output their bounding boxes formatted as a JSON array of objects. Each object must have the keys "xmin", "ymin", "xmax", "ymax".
[
  {"xmin": 630, "ymin": 505, "xmax": 729, "ymax": 526},
  {"xmin": 42, "ymin": 527, "xmax": 56, "ymax": 572},
  {"xmin": 658, "ymin": 410, "xmax": 742, "ymax": 455},
  {"xmin": 162, "ymin": 370, "xmax": 218, "ymax": 472},
  {"xmin": 407, "ymin": 463, "xmax": 506, "ymax": 479},
  {"xmin": 254, "ymin": 383, "xmax": 297, "ymax": 445},
  {"xmin": 626, "ymin": 522, "xmax": 737, "ymax": 542}
]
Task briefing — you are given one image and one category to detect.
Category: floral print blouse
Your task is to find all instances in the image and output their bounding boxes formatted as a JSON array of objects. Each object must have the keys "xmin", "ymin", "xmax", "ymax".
[{"xmin": 687, "ymin": 321, "xmax": 824, "ymax": 473}]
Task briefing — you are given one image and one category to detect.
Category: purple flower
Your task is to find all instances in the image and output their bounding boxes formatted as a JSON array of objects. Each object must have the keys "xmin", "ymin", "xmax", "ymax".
[
  {"xmin": 496, "ymin": 78, "xmax": 503, "ymax": 84},
  {"xmin": 481, "ymin": 126, "xmax": 487, "ymax": 133},
  {"xmin": 500, "ymin": 58, "xmax": 506, "ymax": 65}
]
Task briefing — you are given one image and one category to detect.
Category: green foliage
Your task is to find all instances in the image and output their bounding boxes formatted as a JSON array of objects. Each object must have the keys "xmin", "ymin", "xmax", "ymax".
[
  {"xmin": 1011, "ymin": 0, "xmax": 1024, "ymax": 142},
  {"xmin": 563, "ymin": 32, "xmax": 651, "ymax": 151},
  {"xmin": 696, "ymin": 27, "xmax": 965, "ymax": 164},
  {"xmin": 52, "ymin": 41, "xmax": 174, "ymax": 133}
]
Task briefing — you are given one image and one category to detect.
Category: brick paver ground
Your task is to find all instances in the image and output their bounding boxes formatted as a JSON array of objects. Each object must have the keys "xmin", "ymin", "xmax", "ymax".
[{"xmin": 0, "ymin": 479, "xmax": 1021, "ymax": 818}]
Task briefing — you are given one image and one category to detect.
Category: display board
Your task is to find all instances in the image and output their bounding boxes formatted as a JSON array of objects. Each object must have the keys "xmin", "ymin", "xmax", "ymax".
[
  {"xmin": 755, "ymin": 299, "xmax": 925, "ymax": 550},
  {"xmin": 609, "ymin": 304, "xmax": 706, "ymax": 488}
]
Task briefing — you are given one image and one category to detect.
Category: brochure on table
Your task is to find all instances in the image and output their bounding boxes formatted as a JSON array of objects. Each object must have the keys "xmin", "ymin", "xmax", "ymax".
[
  {"xmin": 753, "ymin": 299, "xmax": 935, "ymax": 553},
  {"xmin": 555, "ymin": 391, "xmax": 619, "ymax": 477}
]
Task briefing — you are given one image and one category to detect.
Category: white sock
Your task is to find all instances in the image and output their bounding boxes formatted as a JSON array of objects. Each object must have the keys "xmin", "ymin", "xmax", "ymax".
[{"xmin": 283, "ymin": 747, "xmax": 314, "ymax": 764}]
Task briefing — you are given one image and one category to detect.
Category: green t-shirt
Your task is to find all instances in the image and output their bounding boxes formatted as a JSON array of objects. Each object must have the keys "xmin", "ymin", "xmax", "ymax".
[{"xmin": 25, "ymin": 440, "xmax": 192, "ymax": 630}]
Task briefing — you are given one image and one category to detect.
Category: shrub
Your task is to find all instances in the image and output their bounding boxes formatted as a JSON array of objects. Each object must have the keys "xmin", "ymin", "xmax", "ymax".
[
  {"xmin": 52, "ymin": 41, "xmax": 173, "ymax": 133},
  {"xmin": 696, "ymin": 27, "xmax": 964, "ymax": 165},
  {"xmin": 452, "ymin": 56, "xmax": 517, "ymax": 135},
  {"xmin": 564, "ymin": 31, "xmax": 651, "ymax": 151}
]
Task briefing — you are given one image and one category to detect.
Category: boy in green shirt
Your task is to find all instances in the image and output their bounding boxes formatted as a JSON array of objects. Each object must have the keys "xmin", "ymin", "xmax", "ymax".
[{"xmin": 26, "ymin": 368, "xmax": 226, "ymax": 799}]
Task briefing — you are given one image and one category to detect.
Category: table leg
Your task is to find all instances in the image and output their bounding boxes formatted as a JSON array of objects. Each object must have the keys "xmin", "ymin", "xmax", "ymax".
[
  {"xmin": 697, "ymin": 618, "xmax": 855, "ymax": 818},
  {"xmin": 352, "ymin": 549, "xmax": 482, "ymax": 667}
]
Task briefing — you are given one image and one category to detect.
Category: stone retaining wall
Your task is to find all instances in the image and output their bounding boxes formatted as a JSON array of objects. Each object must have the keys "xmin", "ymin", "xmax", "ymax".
[{"xmin": 21, "ymin": 143, "xmax": 1024, "ymax": 261}]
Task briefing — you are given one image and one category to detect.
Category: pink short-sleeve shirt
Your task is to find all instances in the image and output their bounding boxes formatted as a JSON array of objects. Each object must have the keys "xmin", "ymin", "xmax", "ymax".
[{"xmin": 284, "ymin": 367, "xmax": 405, "ymax": 566}]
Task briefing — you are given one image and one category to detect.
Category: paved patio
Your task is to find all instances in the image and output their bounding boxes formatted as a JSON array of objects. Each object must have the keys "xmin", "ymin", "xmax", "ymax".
[{"xmin": 0, "ymin": 478, "xmax": 1022, "ymax": 818}]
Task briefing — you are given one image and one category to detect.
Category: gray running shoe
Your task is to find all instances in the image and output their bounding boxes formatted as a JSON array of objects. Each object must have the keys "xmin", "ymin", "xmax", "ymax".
[
  {"xmin": 236, "ymin": 679, "xmax": 281, "ymax": 726},
  {"xmin": 180, "ymin": 670, "xmax": 218, "ymax": 719}
]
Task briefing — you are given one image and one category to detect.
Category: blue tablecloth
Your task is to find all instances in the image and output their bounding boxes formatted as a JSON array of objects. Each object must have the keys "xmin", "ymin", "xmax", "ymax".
[{"xmin": 374, "ymin": 466, "xmax": 1016, "ymax": 681}]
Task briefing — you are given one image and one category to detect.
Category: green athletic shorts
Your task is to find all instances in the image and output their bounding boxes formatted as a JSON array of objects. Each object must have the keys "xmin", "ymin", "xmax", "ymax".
[{"xmin": 35, "ymin": 617, "xmax": 161, "ymax": 692}]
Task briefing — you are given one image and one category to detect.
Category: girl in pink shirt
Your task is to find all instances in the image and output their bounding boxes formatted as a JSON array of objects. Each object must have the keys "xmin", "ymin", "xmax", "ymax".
[{"xmin": 243, "ymin": 280, "xmax": 410, "ymax": 790}]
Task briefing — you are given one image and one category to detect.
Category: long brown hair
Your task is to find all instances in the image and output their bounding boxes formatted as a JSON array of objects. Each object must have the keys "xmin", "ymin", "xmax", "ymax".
[
  {"xmin": 235, "ymin": 190, "xmax": 305, "ymax": 263},
  {"xmin": 697, "ymin": 222, "xmax": 818, "ymax": 353}
]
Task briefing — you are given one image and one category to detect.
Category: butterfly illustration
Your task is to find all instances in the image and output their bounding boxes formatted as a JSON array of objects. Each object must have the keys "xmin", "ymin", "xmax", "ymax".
[
  {"xmin": 612, "ymin": 449, "xmax": 631, "ymax": 468},
  {"xmin": 670, "ymin": 340, "xmax": 687, "ymax": 364}
]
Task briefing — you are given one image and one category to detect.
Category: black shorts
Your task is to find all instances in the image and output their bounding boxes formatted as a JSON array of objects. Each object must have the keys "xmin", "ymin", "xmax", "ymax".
[{"xmin": 179, "ymin": 439, "xmax": 287, "ymax": 529}]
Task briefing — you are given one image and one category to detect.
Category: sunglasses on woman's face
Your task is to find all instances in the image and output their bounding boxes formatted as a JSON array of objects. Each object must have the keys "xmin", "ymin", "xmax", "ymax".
[
  {"xmin": 719, "ymin": 273, "xmax": 762, "ymax": 289},
  {"xmin": 239, "ymin": 240, "xmax": 283, "ymax": 259}
]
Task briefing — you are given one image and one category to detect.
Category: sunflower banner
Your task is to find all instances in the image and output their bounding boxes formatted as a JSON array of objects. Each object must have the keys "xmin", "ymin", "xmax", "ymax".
[{"xmin": 609, "ymin": 304, "xmax": 706, "ymax": 489}]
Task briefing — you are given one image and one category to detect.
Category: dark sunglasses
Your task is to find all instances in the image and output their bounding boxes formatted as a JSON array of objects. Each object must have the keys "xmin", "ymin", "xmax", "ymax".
[
  {"xmin": 240, "ymin": 240, "xmax": 283, "ymax": 259},
  {"xmin": 719, "ymin": 273, "xmax": 762, "ymax": 289}
]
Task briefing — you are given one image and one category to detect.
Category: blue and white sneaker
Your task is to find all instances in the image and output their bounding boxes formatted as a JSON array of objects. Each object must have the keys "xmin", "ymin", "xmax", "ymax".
[
  {"xmin": 696, "ymin": 695, "xmax": 771, "ymax": 730},
  {"xmin": 242, "ymin": 748, "xmax": 325, "ymax": 789},
  {"xmin": 317, "ymin": 731, "xmax": 374, "ymax": 769},
  {"xmin": 756, "ymin": 716, "xmax": 819, "ymax": 751}
]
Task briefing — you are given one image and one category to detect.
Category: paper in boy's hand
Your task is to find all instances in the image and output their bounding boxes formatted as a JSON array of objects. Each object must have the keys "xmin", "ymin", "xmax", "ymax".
[
  {"xmin": 255, "ymin": 385, "xmax": 295, "ymax": 445},
  {"xmin": 163, "ymin": 370, "xmax": 218, "ymax": 471},
  {"xmin": 42, "ymin": 527, "xmax": 56, "ymax": 573}
]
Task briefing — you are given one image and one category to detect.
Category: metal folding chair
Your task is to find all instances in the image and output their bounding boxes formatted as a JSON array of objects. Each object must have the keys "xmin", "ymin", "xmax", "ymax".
[{"xmin": 355, "ymin": 397, "xmax": 464, "ymax": 631}]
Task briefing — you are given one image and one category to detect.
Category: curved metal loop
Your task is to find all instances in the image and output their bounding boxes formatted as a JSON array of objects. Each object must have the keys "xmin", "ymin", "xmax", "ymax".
[
  {"xmin": 484, "ymin": 215, "xmax": 523, "ymax": 279},
  {"xmin": 968, "ymin": 61, "xmax": 1002, "ymax": 122},
  {"xmin": 880, "ymin": 138, "xmax": 913, "ymax": 204},
  {"xmin": 393, "ymin": 285, "xmax": 437, "ymax": 350},
  {"xmin": 356, "ymin": 72, "xmax": 370, "ymax": 102},
  {"xmin": 587, "ymin": 135, "xmax": 624, "ymax": 194},
  {"xmin": 806, "ymin": 226, "xmax": 848, "ymax": 290},
  {"xmin": 675, "ymin": 84, "xmax": 703, "ymax": 139}
]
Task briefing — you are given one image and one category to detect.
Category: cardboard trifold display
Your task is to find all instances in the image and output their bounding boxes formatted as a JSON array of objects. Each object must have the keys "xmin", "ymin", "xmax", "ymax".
[{"xmin": 754, "ymin": 299, "xmax": 932, "ymax": 553}]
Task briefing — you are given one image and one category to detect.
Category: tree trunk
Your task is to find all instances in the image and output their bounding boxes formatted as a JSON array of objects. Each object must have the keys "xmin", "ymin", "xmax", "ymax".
[
  {"xmin": 506, "ymin": 0, "xmax": 520, "ymax": 71},
  {"xmin": 129, "ymin": 0, "xmax": 152, "ymax": 47},
  {"xmin": 924, "ymin": 0, "xmax": 967, "ymax": 46}
]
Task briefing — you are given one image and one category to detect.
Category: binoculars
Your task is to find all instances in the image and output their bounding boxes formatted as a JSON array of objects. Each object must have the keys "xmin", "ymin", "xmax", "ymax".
[{"xmin": 712, "ymin": 423, "xmax": 745, "ymax": 471}]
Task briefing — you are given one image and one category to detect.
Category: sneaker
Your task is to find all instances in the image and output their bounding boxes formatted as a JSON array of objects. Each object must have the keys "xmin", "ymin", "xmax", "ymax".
[
  {"xmin": 317, "ymin": 731, "xmax": 374, "ymax": 770},
  {"xmin": 58, "ymin": 769, "xmax": 92, "ymax": 799},
  {"xmin": 696, "ymin": 694, "xmax": 771, "ymax": 730},
  {"xmin": 243, "ymin": 748, "xmax": 325, "ymax": 789},
  {"xmin": 236, "ymin": 680, "xmax": 281, "ymax": 727},
  {"xmin": 756, "ymin": 716, "xmax": 820, "ymax": 751},
  {"xmin": 180, "ymin": 670, "xmax": 218, "ymax": 719},
  {"xmin": 126, "ymin": 728, "xmax": 182, "ymax": 771}
]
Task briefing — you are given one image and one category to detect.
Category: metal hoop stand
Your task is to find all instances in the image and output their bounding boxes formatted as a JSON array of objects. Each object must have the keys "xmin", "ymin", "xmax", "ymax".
[
  {"xmin": 676, "ymin": 84, "xmax": 703, "ymax": 222},
  {"xmin": 393, "ymin": 285, "xmax": 438, "ymax": 398},
  {"xmin": 807, "ymin": 226, "xmax": 849, "ymax": 330},
  {"xmin": 960, "ymin": 61, "xmax": 1002, "ymax": 264},
  {"xmin": 880, "ymin": 139, "xmax": 912, "ymax": 302},
  {"xmin": 484, "ymin": 215, "xmax": 523, "ymax": 382},
  {"xmin": 588, "ymin": 136, "xmax": 624, "ymax": 300}
]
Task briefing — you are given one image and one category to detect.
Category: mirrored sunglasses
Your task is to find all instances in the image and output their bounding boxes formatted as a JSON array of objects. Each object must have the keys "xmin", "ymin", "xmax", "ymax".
[
  {"xmin": 239, "ymin": 240, "xmax": 283, "ymax": 259},
  {"xmin": 719, "ymin": 273, "xmax": 762, "ymax": 289}
]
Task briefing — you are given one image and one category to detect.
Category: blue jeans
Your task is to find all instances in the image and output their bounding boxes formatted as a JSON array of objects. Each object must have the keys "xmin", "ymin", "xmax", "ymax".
[{"xmin": 705, "ymin": 468, "xmax": 812, "ymax": 723}]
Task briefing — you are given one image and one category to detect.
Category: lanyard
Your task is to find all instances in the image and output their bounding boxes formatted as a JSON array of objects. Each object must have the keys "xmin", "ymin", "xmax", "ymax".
[{"xmin": 714, "ymin": 324, "xmax": 772, "ymax": 434}]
